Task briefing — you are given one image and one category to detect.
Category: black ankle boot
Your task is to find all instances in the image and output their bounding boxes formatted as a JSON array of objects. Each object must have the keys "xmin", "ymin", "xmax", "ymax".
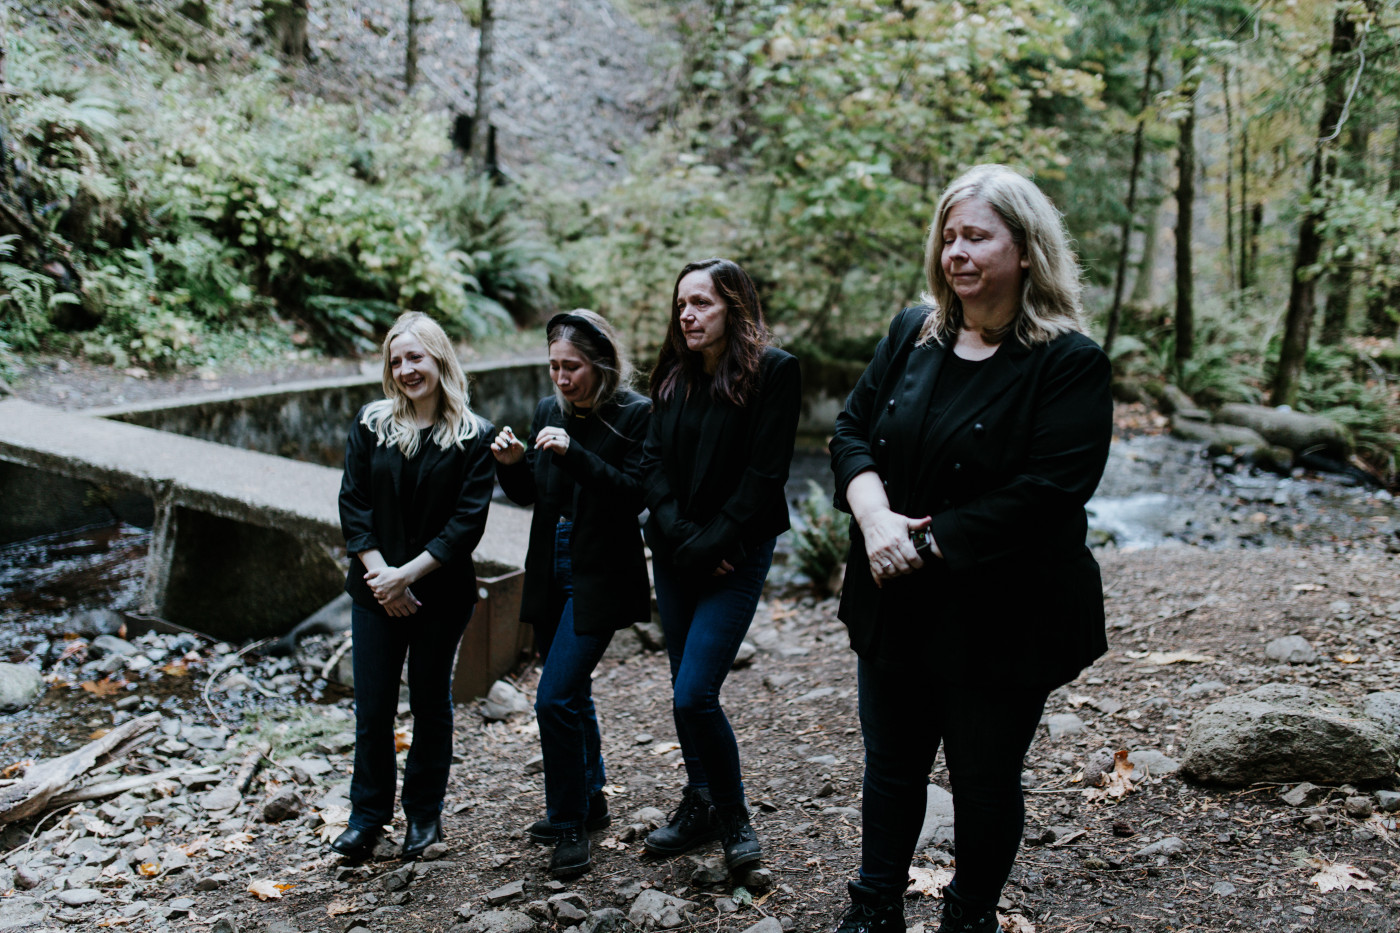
[
  {"xmin": 717, "ymin": 804, "xmax": 762, "ymax": 871},
  {"xmin": 400, "ymin": 816, "xmax": 442, "ymax": 860},
  {"xmin": 527, "ymin": 791, "xmax": 612, "ymax": 844},
  {"xmin": 643, "ymin": 785, "xmax": 720, "ymax": 856},
  {"xmin": 833, "ymin": 880, "xmax": 905, "ymax": 932},
  {"xmin": 549, "ymin": 823, "xmax": 592, "ymax": 878},
  {"xmin": 329, "ymin": 825, "xmax": 382, "ymax": 861},
  {"xmin": 937, "ymin": 885, "xmax": 999, "ymax": 933}
]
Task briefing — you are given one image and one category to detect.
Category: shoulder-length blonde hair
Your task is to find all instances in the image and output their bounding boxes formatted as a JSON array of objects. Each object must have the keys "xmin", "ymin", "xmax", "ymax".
[
  {"xmin": 361, "ymin": 311, "xmax": 481, "ymax": 458},
  {"xmin": 918, "ymin": 164, "xmax": 1084, "ymax": 348},
  {"xmin": 547, "ymin": 309, "xmax": 632, "ymax": 415}
]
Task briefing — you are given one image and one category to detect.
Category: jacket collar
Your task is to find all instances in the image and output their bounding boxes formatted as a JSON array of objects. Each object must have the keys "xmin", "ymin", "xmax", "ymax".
[{"xmin": 918, "ymin": 336, "xmax": 1032, "ymax": 469}]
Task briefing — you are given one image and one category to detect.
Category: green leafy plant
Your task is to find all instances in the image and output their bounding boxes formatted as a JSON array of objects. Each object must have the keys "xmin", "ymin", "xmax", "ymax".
[{"xmin": 791, "ymin": 479, "xmax": 850, "ymax": 596}]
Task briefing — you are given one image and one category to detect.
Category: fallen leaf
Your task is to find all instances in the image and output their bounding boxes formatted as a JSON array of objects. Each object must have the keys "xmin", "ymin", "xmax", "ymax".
[
  {"xmin": 177, "ymin": 837, "xmax": 208, "ymax": 857},
  {"xmin": 0, "ymin": 760, "xmax": 32, "ymax": 779},
  {"xmin": 1306, "ymin": 857, "xmax": 1377, "ymax": 893},
  {"xmin": 1293, "ymin": 582, "xmax": 1327, "ymax": 591},
  {"xmin": 221, "ymin": 831, "xmax": 255, "ymax": 851},
  {"xmin": 393, "ymin": 728, "xmax": 412, "ymax": 753},
  {"xmin": 1124, "ymin": 649, "xmax": 1212, "ymax": 665},
  {"xmin": 1000, "ymin": 915, "xmax": 1037, "ymax": 933},
  {"xmin": 89, "ymin": 729, "xmax": 111, "ymax": 740},
  {"xmin": 161, "ymin": 661, "xmax": 189, "ymax": 677},
  {"xmin": 248, "ymin": 878, "xmax": 285, "ymax": 900},
  {"xmin": 1335, "ymin": 651, "xmax": 1362, "ymax": 663},
  {"xmin": 138, "ymin": 863, "xmax": 160, "ymax": 877},
  {"xmin": 314, "ymin": 807, "xmax": 350, "ymax": 844},
  {"xmin": 58, "ymin": 640, "xmax": 88, "ymax": 662},
  {"xmin": 1084, "ymin": 750, "xmax": 1136, "ymax": 803},
  {"xmin": 326, "ymin": 900, "xmax": 357, "ymax": 917},
  {"xmin": 650, "ymin": 742, "xmax": 682, "ymax": 756},
  {"xmin": 81, "ymin": 679, "xmax": 129, "ymax": 697},
  {"xmin": 907, "ymin": 865, "xmax": 954, "ymax": 897}
]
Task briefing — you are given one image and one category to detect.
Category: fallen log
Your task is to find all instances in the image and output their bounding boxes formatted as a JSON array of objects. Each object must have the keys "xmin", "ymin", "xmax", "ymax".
[
  {"xmin": 0, "ymin": 712, "xmax": 161, "ymax": 824},
  {"xmin": 47, "ymin": 765, "xmax": 220, "ymax": 810}
]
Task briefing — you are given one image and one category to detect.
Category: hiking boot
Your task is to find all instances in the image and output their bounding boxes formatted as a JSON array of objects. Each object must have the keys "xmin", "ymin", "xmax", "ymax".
[
  {"xmin": 718, "ymin": 804, "xmax": 762, "ymax": 871},
  {"xmin": 833, "ymin": 880, "xmax": 905, "ymax": 932},
  {"xmin": 527, "ymin": 791, "xmax": 611, "ymax": 844},
  {"xmin": 643, "ymin": 785, "xmax": 720, "ymax": 856},
  {"xmin": 937, "ymin": 884, "xmax": 999, "ymax": 933},
  {"xmin": 549, "ymin": 823, "xmax": 591, "ymax": 878}
]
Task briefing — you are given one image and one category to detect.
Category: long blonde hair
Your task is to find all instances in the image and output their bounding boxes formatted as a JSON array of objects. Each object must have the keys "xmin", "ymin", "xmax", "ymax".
[
  {"xmin": 918, "ymin": 164, "xmax": 1085, "ymax": 348},
  {"xmin": 361, "ymin": 311, "xmax": 481, "ymax": 458}
]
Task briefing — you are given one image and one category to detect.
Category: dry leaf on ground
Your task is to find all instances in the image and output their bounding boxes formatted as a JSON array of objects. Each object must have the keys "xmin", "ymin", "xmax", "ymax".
[
  {"xmin": 80, "ymin": 679, "xmax": 128, "ymax": 697},
  {"xmin": 907, "ymin": 865, "xmax": 954, "ymax": 897},
  {"xmin": 326, "ymin": 900, "xmax": 357, "ymax": 917},
  {"xmin": 137, "ymin": 863, "xmax": 159, "ymax": 877},
  {"xmin": 1084, "ymin": 750, "xmax": 1136, "ymax": 803},
  {"xmin": 393, "ymin": 727, "xmax": 412, "ymax": 753},
  {"xmin": 248, "ymin": 879, "xmax": 286, "ymax": 900},
  {"xmin": 1306, "ymin": 857, "xmax": 1378, "ymax": 893},
  {"xmin": 1125, "ymin": 650, "xmax": 1212, "ymax": 665},
  {"xmin": 315, "ymin": 807, "xmax": 350, "ymax": 844},
  {"xmin": 1000, "ymin": 914, "xmax": 1038, "ymax": 933}
]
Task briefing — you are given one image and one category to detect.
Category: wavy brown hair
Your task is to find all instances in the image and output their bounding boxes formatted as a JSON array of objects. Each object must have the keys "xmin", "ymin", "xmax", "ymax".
[{"xmin": 651, "ymin": 258, "xmax": 771, "ymax": 407}]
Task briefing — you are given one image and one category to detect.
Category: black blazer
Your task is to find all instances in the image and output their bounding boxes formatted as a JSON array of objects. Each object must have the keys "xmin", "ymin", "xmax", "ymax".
[
  {"xmin": 496, "ymin": 391, "xmax": 652, "ymax": 636},
  {"xmin": 339, "ymin": 406, "xmax": 496, "ymax": 615},
  {"xmin": 830, "ymin": 307, "xmax": 1113, "ymax": 688},
  {"xmin": 642, "ymin": 347, "xmax": 802, "ymax": 574}
]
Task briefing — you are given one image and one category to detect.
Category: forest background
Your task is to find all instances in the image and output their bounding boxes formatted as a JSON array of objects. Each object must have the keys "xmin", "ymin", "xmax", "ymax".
[{"xmin": 2, "ymin": 0, "xmax": 1400, "ymax": 480}]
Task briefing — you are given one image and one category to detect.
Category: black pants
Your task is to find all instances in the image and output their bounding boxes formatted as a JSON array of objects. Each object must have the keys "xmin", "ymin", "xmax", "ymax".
[
  {"xmin": 348, "ymin": 599, "xmax": 470, "ymax": 831},
  {"xmin": 857, "ymin": 655, "xmax": 1049, "ymax": 907}
]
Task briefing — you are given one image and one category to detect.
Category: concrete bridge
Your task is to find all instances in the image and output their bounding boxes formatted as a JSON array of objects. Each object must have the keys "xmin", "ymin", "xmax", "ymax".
[{"xmin": 0, "ymin": 397, "xmax": 531, "ymax": 657}]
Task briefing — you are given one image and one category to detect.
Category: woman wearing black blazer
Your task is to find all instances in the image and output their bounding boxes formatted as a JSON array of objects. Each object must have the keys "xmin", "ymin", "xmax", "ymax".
[
  {"xmin": 640, "ymin": 258, "xmax": 801, "ymax": 873},
  {"xmin": 491, "ymin": 310, "xmax": 651, "ymax": 878},
  {"xmin": 828, "ymin": 166, "xmax": 1113, "ymax": 933},
  {"xmin": 334, "ymin": 311, "xmax": 495, "ymax": 862}
]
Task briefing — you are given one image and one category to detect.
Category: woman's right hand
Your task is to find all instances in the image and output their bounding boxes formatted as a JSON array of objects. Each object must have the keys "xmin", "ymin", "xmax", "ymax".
[
  {"xmin": 490, "ymin": 426, "xmax": 526, "ymax": 465},
  {"xmin": 382, "ymin": 589, "xmax": 421, "ymax": 617},
  {"xmin": 859, "ymin": 507, "xmax": 932, "ymax": 588}
]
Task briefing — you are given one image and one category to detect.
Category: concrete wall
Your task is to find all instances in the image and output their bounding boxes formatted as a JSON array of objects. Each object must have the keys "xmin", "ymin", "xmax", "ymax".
[{"xmin": 91, "ymin": 359, "xmax": 555, "ymax": 467}]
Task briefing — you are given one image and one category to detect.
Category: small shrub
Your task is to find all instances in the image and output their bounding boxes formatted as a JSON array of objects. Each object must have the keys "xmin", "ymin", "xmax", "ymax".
[{"xmin": 791, "ymin": 479, "xmax": 849, "ymax": 596}]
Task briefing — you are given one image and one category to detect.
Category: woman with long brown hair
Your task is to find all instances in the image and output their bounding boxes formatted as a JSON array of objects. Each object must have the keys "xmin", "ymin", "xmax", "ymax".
[{"xmin": 640, "ymin": 258, "xmax": 801, "ymax": 873}]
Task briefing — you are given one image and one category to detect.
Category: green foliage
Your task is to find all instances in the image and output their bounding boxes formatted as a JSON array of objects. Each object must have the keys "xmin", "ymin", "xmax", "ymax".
[
  {"xmin": 0, "ymin": 236, "xmax": 78, "ymax": 354},
  {"xmin": 1297, "ymin": 343, "xmax": 1400, "ymax": 481},
  {"xmin": 791, "ymin": 479, "xmax": 850, "ymax": 596}
]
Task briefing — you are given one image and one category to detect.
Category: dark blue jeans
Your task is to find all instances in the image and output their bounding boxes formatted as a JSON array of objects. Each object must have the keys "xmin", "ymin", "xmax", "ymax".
[
  {"xmin": 348, "ymin": 599, "xmax": 470, "ymax": 831},
  {"xmin": 652, "ymin": 537, "xmax": 775, "ymax": 810},
  {"xmin": 534, "ymin": 520, "xmax": 612, "ymax": 828},
  {"xmin": 857, "ymin": 655, "xmax": 1049, "ymax": 906}
]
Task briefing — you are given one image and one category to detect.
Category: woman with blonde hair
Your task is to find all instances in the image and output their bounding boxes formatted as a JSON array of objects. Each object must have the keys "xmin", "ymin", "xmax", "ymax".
[
  {"xmin": 334, "ymin": 311, "xmax": 495, "ymax": 861},
  {"xmin": 491, "ymin": 309, "xmax": 651, "ymax": 878},
  {"xmin": 828, "ymin": 165, "xmax": 1113, "ymax": 932}
]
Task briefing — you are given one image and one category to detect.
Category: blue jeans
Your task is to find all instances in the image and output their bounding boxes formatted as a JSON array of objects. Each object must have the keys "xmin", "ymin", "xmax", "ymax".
[
  {"xmin": 857, "ymin": 655, "xmax": 1048, "ymax": 906},
  {"xmin": 348, "ymin": 599, "xmax": 470, "ymax": 831},
  {"xmin": 652, "ymin": 537, "xmax": 775, "ymax": 810},
  {"xmin": 534, "ymin": 521, "xmax": 611, "ymax": 828}
]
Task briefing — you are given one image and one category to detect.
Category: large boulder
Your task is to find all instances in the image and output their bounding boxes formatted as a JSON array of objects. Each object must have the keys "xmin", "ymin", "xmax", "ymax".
[
  {"xmin": 628, "ymin": 890, "xmax": 696, "ymax": 931},
  {"xmin": 1214, "ymin": 403, "xmax": 1352, "ymax": 459},
  {"xmin": 1363, "ymin": 691, "xmax": 1400, "ymax": 734},
  {"xmin": 0, "ymin": 663, "xmax": 45, "ymax": 712},
  {"xmin": 1181, "ymin": 683, "xmax": 1400, "ymax": 786}
]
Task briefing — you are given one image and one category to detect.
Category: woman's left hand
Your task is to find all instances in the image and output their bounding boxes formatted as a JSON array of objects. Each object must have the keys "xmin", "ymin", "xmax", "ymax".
[
  {"xmin": 365, "ymin": 564, "xmax": 413, "ymax": 604},
  {"xmin": 535, "ymin": 427, "xmax": 570, "ymax": 455},
  {"xmin": 711, "ymin": 559, "xmax": 735, "ymax": 578}
]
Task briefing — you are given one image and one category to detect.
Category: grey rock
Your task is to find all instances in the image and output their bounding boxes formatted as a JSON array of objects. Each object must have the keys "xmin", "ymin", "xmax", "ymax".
[
  {"xmin": 210, "ymin": 917, "xmax": 240, "ymax": 933},
  {"xmin": 1183, "ymin": 681, "xmax": 1228, "ymax": 697},
  {"xmin": 0, "ymin": 663, "xmax": 44, "ymax": 712},
  {"xmin": 524, "ymin": 755, "xmax": 545, "ymax": 775},
  {"xmin": 1376, "ymin": 790, "xmax": 1400, "ymax": 813},
  {"xmin": 1170, "ymin": 417, "xmax": 1268, "ymax": 454},
  {"xmin": 480, "ymin": 681, "xmax": 530, "ymax": 722},
  {"xmin": 262, "ymin": 787, "xmax": 304, "ymax": 822},
  {"xmin": 462, "ymin": 910, "xmax": 537, "ymax": 933},
  {"xmin": 793, "ymin": 687, "xmax": 835, "ymax": 703},
  {"xmin": 1134, "ymin": 836, "xmax": 1187, "ymax": 859},
  {"xmin": 195, "ymin": 873, "xmax": 231, "ymax": 891},
  {"xmin": 821, "ymin": 806, "xmax": 860, "ymax": 820},
  {"xmin": 1181, "ymin": 683, "xmax": 1400, "ymax": 785},
  {"xmin": 603, "ymin": 627, "xmax": 644, "ymax": 661},
  {"xmin": 13, "ymin": 866, "xmax": 42, "ymax": 890},
  {"xmin": 731, "ymin": 642, "xmax": 757, "ymax": 669},
  {"xmin": 265, "ymin": 923, "xmax": 301, "ymax": 933},
  {"xmin": 736, "ymin": 866, "xmax": 774, "ymax": 892},
  {"xmin": 1345, "ymin": 796, "xmax": 1375, "ymax": 818},
  {"xmin": 916, "ymin": 783, "xmax": 955, "ymax": 850},
  {"xmin": 580, "ymin": 908, "xmax": 636, "ymax": 933},
  {"xmin": 382, "ymin": 865, "xmax": 415, "ymax": 892},
  {"xmin": 0, "ymin": 896, "xmax": 48, "ymax": 931},
  {"xmin": 422, "ymin": 842, "xmax": 450, "ymax": 861},
  {"xmin": 553, "ymin": 900, "xmax": 589, "ymax": 926},
  {"xmin": 1045, "ymin": 713, "xmax": 1086, "ymax": 740},
  {"xmin": 69, "ymin": 609, "xmax": 127, "ymax": 637},
  {"xmin": 201, "ymin": 784, "xmax": 243, "ymax": 812},
  {"xmin": 1211, "ymin": 881, "xmax": 1237, "ymax": 897},
  {"xmin": 485, "ymin": 879, "xmax": 526, "ymax": 905},
  {"xmin": 1280, "ymin": 783, "xmax": 1326, "ymax": 807},
  {"xmin": 1127, "ymin": 748, "xmax": 1180, "ymax": 781},
  {"xmin": 1264, "ymin": 636, "xmax": 1317, "ymax": 664},
  {"xmin": 628, "ymin": 889, "xmax": 695, "ymax": 930},
  {"xmin": 55, "ymin": 888, "xmax": 103, "ymax": 906},
  {"xmin": 89, "ymin": 635, "xmax": 137, "ymax": 658},
  {"xmin": 633, "ymin": 621, "xmax": 665, "ymax": 651},
  {"xmin": 742, "ymin": 919, "xmax": 784, "ymax": 933},
  {"xmin": 1362, "ymin": 692, "xmax": 1400, "ymax": 732},
  {"xmin": 1215, "ymin": 403, "xmax": 1352, "ymax": 460},
  {"xmin": 1302, "ymin": 814, "xmax": 1327, "ymax": 832},
  {"xmin": 680, "ymin": 855, "xmax": 728, "ymax": 886},
  {"xmin": 181, "ymin": 725, "xmax": 229, "ymax": 750},
  {"xmin": 806, "ymin": 755, "xmax": 838, "ymax": 767}
]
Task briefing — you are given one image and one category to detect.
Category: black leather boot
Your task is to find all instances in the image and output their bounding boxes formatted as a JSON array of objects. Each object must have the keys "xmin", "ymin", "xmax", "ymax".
[
  {"xmin": 527, "ymin": 791, "xmax": 612, "ymax": 844},
  {"xmin": 549, "ymin": 823, "xmax": 592, "ymax": 878},
  {"xmin": 937, "ymin": 884, "xmax": 999, "ymax": 933},
  {"xmin": 643, "ymin": 785, "xmax": 720, "ymax": 856},
  {"xmin": 400, "ymin": 816, "xmax": 442, "ymax": 860},
  {"xmin": 833, "ymin": 880, "xmax": 905, "ymax": 932},
  {"xmin": 329, "ymin": 825, "xmax": 382, "ymax": 861},
  {"xmin": 717, "ymin": 804, "xmax": 762, "ymax": 871}
]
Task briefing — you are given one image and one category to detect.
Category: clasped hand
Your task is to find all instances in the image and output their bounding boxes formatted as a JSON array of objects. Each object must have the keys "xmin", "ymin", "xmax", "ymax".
[
  {"xmin": 861, "ymin": 508, "xmax": 933, "ymax": 588},
  {"xmin": 364, "ymin": 565, "xmax": 420, "ymax": 617},
  {"xmin": 490, "ymin": 425, "xmax": 570, "ymax": 464}
]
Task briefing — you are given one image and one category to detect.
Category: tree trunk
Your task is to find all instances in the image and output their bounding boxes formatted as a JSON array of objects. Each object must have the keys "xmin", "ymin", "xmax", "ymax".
[
  {"xmin": 469, "ymin": 0, "xmax": 496, "ymax": 174},
  {"xmin": 1239, "ymin": 119, "xmax": 1253, "ymax": 290},
  {"xmin": 1222, "ymin": 62, "xmax": 1236, "ymax": 294},
  {"xmin": 1320, "ymin": 117, "xmax": 1371, "ymax": 344},
  {"xmin": 1174, "ymin": 62, "xmax": 1197, "ymax": 380},
  {"xmin": 1104, "ymin": 30, "xmax": 1159, "ymax": 357},
  {"xmin": 406, "ymin": 0, "xmax": 419, "ymax": 92},
  {"xmin": 1129, "ymin": 191, "xmax": 1164, "ymax": 308},
  {"xmin": 263, "ymin": 0, "xmax": 309, "ymax": 64},
  {"xmin": 1271, "ymin": 4, "xmax": 1361, "ymax": 407}
]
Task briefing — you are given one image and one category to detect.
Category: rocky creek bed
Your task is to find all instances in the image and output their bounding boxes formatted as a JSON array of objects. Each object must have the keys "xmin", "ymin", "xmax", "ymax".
[{"xmin": 1, "ymin": 407, "xmax": 1399, "ymax": 932}]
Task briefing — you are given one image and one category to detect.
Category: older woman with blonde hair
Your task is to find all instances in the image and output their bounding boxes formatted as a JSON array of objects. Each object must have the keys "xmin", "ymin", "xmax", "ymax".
[
  {"xmin": 334, "ymin": 311, "xmax": 495, "ymax": 861},
  {"xmin": 828, "ymin": 165, "xmax": 1113, "ymax": 932}
]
